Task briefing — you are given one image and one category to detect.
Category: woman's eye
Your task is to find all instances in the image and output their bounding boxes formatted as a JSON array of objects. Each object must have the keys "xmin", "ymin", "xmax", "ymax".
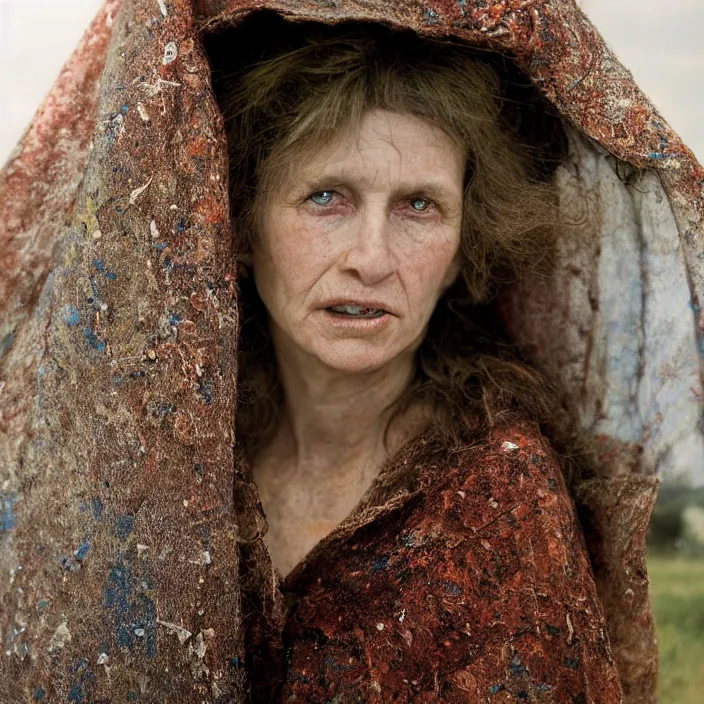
[
  {"xmin": 410, "ymin": 198, "xmax": 431, "ymax": 212},
  {"xmin": 309, "ymin": 191, "xmax": 335, "ymax": 205}
]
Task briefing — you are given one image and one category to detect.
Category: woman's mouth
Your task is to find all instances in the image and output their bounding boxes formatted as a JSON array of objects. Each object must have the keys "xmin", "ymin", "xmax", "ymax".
[
  {"xmin": 321, "ymin": 303, "xmax": 393, "ymax": 331},
  {"xmin": 327, "ymin": 305, "xmax": 387, "ymax": 318}
]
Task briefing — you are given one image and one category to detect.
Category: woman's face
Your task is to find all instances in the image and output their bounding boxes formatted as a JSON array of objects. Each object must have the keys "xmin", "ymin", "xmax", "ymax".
[{"xmin": 252, "ymin": 109, "xmax": 465, "ymax": 374}]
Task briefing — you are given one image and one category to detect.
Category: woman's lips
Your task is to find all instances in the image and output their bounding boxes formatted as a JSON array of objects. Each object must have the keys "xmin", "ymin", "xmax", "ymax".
[
  {"xmin": 328, "ymin": 304, "xmax": 386, "ymax": 318},
  {"xmin": 321, "ymin": 308, "xmax": 392, "ymax": 330},
  {"xmin": 320, "ymin": 300, "xmax": 395, "ymax": 314}
]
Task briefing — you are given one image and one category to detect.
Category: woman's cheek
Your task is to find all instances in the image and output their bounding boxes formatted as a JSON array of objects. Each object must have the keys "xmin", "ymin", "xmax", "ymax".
[
  {"xmin": 401, "ymin": 242, "xmax": 460, "ymax": 316},
  {"xmin": 275, "ymin": 217, "xmax": 321, "ymax": 266},
  {"xmin": 403, "ymin": 227, "xmax": 459, "ymax": 276},
  {"xmin": 279, "ymin": 220, "xmax": 337, "ymax": 296}
]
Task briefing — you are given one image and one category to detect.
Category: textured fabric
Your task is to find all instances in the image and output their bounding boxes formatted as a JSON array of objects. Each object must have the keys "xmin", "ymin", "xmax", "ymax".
[
  {"xmin": 2, "ymin": 0, "xmax": 700, "ymax": 701},
  {"xmin": 239, "ymin": 421, "xmax": 623, "ymax": 702},
  {"xmin": 576, "ymin": 477, "xmax": 659, "ymax": 703}
]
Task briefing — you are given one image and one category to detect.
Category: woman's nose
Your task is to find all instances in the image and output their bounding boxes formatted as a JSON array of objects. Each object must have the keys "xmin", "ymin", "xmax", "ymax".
[{"xmin": 340, "ymin": 209, "xmax": 398, "ymax": 286}]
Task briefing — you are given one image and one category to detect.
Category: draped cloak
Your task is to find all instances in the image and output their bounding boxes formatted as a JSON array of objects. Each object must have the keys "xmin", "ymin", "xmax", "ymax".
[{"xmin": 1, "ymin": 0, "xmax": 703, "ymax": 701}]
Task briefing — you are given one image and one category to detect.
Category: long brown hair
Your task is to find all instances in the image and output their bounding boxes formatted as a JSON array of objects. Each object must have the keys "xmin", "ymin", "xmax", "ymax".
[{"xmin": 214, "ymin": 17, "xmax": 574, "ymax": 470}]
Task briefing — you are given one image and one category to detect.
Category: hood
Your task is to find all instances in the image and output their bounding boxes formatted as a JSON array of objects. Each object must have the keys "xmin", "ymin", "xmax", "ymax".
[{"xmin": 0, "ymin": 0, "xmax": 700, "ymax": 701}]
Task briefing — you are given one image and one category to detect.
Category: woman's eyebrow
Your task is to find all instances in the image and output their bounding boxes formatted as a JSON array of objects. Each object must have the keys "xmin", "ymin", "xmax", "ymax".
[
  {"xmin": 392, "ymin": 182, "xmax": 458, "ymax": 202},
  {"xmin": 300, "ymin": 171, "xmax": 459, "ymax": 202}
]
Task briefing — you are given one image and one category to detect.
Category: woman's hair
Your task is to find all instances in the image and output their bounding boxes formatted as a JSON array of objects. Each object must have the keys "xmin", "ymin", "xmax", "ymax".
[{"xmin": 215, "ymin": 17, "xmax": 573, "ymax": 468}]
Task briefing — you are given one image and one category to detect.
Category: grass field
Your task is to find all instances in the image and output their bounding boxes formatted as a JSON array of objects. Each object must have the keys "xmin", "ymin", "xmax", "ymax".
[{"xmin": 648, "ymin": 555, "xmax": 704, "ymax": 703}]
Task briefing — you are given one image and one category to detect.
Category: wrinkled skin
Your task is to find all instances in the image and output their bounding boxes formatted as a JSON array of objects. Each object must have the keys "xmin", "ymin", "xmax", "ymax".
[
  {"xmin": 251, "ymin": 109, "xmax": 465, "ymax": 576},
  {"xmin": 253, "ymin": 109, "xmax": 464, "ymax": 375}
]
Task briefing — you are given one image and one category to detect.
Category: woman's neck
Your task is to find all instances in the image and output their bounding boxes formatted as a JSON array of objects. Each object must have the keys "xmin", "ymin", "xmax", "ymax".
[
  {"xmin": 252, "ymin": 328, "xmax": 429, "ymax": 577},
  {"xmin": 269, "ymin": 333, "xmax": 418, "ymax": 473}
]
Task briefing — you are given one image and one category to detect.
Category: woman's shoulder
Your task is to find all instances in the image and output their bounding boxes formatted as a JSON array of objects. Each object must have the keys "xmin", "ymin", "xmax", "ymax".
[
  {"xmin": 416, "ymin": 416, "xmax": 587, "ymax": 569},
  {"xmin": 418, "ymin": 414, "xmax": 568, "ymax": 497},
  {"xmin": 283, "ymin": 415, "xmax": 623, "ymax": 702},
  {"xmin": 414, "ymin": 413, "xmax": 571, "ymax": 517}
]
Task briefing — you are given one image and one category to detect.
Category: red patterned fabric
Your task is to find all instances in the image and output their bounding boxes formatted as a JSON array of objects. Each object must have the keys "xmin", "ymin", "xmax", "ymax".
[
  {"xmin": 238, "ymin": 421, "xmax": 623, "ymax": 702},
  {"xmin": 2, "ymin": 0, "xmax": 691, "ymax": 701}
]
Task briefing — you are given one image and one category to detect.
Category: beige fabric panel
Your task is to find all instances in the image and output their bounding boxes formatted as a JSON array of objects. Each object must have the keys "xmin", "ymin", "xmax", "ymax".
[{"xmin": 505, "ymin": 128, "xmax": 704, "ymax": 482}]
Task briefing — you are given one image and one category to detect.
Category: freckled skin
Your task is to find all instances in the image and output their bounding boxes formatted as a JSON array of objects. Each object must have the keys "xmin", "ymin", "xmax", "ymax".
[
  {"xmin": 253, "ymin": 109, "xmax": 465, "ymax": 375},
  {"xmin": 250, "ymin": 110, "xmax": 466, "ymax": 576}
]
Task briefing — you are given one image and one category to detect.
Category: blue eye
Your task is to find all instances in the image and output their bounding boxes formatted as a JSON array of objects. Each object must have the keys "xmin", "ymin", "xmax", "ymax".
[
  {"xmin": 309, "ymin": 191, "xmax": 334, "ymax": 205},
  {"xmin": 410, "ymin": 198, "xmax": 430, "ymax": 212}
]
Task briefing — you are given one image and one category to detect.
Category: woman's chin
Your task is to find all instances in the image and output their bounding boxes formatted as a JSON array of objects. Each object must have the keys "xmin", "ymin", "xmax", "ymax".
[{"xmin": 311, "ymin": 341, "xmax": 399, "ymax": 375}]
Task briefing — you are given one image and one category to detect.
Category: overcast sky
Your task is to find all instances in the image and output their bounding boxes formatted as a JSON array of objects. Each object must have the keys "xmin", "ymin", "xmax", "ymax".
[{"xmin": 1, "ymin": 0, "xmax": 702, "ymax": 164}]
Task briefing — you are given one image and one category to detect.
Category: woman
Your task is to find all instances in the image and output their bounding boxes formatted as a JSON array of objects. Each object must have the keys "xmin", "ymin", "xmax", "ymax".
[
  {"xmin": 218, "ymin": 20, "xmax": 623, "ymax": 701},
  {"xmin": 3, "ymin": 1, "xmax": 678, "ymax": 701}
]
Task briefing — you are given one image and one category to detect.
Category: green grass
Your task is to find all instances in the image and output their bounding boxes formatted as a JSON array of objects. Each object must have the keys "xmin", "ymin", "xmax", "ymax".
[{"xmin": 647, "ymin": 555, "xmax": 704, "ymax": 703}]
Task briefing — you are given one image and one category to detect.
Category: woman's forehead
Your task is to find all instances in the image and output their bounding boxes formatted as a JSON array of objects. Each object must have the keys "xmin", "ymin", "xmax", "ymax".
[{"xmin": 283, "ymin": 110, "xmax": 466, "ymax": 194}]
